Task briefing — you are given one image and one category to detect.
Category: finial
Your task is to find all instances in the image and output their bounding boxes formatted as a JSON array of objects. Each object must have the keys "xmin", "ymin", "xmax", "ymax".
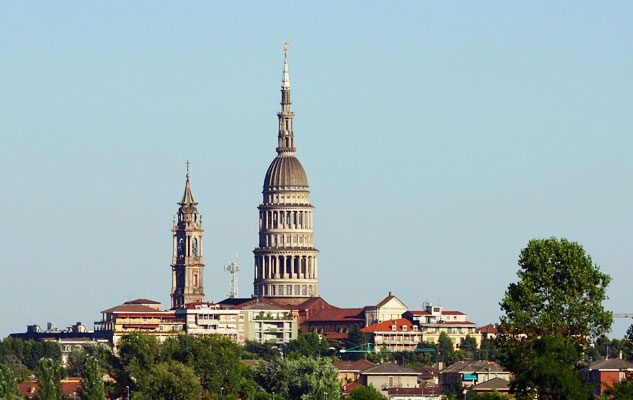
[
  {"xmin": 185, "ymin": 160, "xmax": 190, "ymax": 178},
  {"xmin": 284, "ymin": 41, "xmax": 289, "ymax": 60}
]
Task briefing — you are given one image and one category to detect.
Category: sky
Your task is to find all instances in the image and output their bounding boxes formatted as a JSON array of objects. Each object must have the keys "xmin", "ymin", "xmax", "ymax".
[{"xmin": 0, "ymin": 1, "xmax": 632, "ymax": 339}]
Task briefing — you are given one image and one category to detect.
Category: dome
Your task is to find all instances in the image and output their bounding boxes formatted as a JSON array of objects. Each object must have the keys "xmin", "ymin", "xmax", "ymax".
[{"xmin": 263, "ymin": 154, "xmax": 309, "ymax": 190}]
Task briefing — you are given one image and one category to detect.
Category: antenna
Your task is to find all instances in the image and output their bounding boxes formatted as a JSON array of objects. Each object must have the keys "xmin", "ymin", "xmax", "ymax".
[{"xmin": 226, "ymin": 255, "xmax": 240, "ymax": 298}]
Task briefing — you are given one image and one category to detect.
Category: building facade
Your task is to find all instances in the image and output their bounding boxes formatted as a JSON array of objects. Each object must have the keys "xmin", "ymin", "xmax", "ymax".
[
  {"xmin": 240, "ymin": 303, "xmax": 298, "ymax": 344},
  {"xmin": 253, "ymin": 45, "xmax": 319, "ymax": 298},
  {"xmin": 171, "ymin": 168, "xmax": 205, "ymax": 308},
  {"xmin": 178, "ymin": 301, "xmax": 244, "ymax": 343}
]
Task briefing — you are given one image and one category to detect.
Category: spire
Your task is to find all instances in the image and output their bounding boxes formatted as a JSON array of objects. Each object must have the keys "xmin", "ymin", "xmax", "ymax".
[
  {"xmin": 277, "ymin": 42, "xmax": 296, "ymax": 154},
  {"xmin": 179, "ymin": 160, "xmax": 197, "ymax": 206}
]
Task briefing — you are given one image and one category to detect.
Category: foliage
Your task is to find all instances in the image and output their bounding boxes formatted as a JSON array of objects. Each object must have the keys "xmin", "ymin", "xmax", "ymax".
[
  {"xmin": 244, "ymin": 341, "xmax": 281, "ymax": 360},
  {"xmin": 340, "ymin": 326, "xmax": 370, "ymax": 361},
  {"xmin": 478, "ymin": 338, "xmax": 498, "ymax": 362},
  {"xmin": 0, "ymin": 364, "xmax": 20, "ymax": 400},
  {"xmin": 500, "ymin": 335, "xmax": 591, "ymax": 400},
  {"xmin": 285, "ymin": 332, "xmax": 331, "ymax": 359},
  {"xmin": 0, "ymin": 337, "xmax": 62, "ymax": 372},
  {"xmin": 255, "ymin": 355, "xmax": 341, "ymax": 400},
  {"xmin": 132, "ymin": 361, "xmax": 201, "ymax": 400},
  {"xmin": 465, "ymin": 392, "xmax": 510, "ymax": 399},
  {"xmin": 437, "ymin": 332, "xmax": 457, "ymax": 366},
  {"xmin": 66, "ymin": 344, "xmax": 115, "ymax": 378},
  {"xmin": 78, "ymin": 356, "xmax": 106, "ymax": 400},
  {"xmin": 35, "ymin": 358, "xmax": 62, "ymax": 400},
  {"xmin": 459, "ymin": 335, "xmax": 478, "ymax": 360},
  {"xmin": 499, "ymin": 238, "xmax": 612, "ymax": 344},
  {"xmin": 348, "ymin": 385, "xmax": 387, "ymax": 400}
]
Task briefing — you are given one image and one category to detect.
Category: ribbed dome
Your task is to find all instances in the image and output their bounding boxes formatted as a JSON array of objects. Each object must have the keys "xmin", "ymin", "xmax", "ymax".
[{"xmin": 263, "ymin": 154, "xmax": 309, "ymax": 190}]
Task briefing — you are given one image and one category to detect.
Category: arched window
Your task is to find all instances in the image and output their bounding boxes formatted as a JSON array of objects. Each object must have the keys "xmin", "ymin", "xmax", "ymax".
[
  {"xmin": 178, "ymin": 238, "xmax": 185, "ymax": 258},
  {"xmin": 192, "ymin": 238, "xmax": 198, "ymax": 257},
  {"xmin": 194, "ymin": 273, "xmax": 198, "ymax": 287}
]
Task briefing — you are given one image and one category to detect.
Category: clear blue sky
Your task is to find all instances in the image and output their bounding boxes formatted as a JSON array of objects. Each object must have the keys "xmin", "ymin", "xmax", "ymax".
[{"xmin": 1, "ymin": 1, "xmax": 632, "ymax": 338}]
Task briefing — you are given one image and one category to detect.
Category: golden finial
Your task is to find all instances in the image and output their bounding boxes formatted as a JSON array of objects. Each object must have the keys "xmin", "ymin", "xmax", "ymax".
[{"xmin": 284, "ymin": 41, "xmax": 289, "ymax": 59}]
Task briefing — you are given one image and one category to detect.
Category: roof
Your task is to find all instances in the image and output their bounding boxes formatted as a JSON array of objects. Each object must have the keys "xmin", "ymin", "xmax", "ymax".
[
  {"xmin": 264, "ymin": 154, "xmax": 308, "ymax": 190},
  {"xmin": 305, "ymin": 307, "xmax": 364, "ymax": 322},
  {"xmin": 343, "ymin": 381, "xmax": 361, "ymax": 394},
  {"xmin": 441, "ymin": 360, "xmax": 507, "ymax": 374},
  {"xmin": 387, "ymin": 386, "xmax": 442, "ymax": 396},
  {"xmin": 218, "ymin": 297, "xmax": 254, "ymax": 307},
  {"xmin": 479, "ymin": 324, "xmax": 498, "ymax": 334},
  {"xmin": 242, "ymin": 303, "xmax": 286, "ymax": 311},
  {"xmin": 375, "ymin": 292, "xmax": 407, "ymax": 309},
  {"xmin": 101, "ymin": 304, "xmax": 164, "ymax": 314},
  {"xmin": 124, "ymin": 298, "xmax": 161, "ymax": 305},
  {"xmin": 333, "ymin": 359, "xmax": 375, "ymax": 372},
  {"xmin": 179, "ymin": 173, "xmax": 197, "ymax": 206},
  {"xmin": 362, "ymin": 362, "xmax": 418, "ymax": 375},
  {"xmin": 409, "ymin": 310, "xmax": 432, "ymax": 316},
  {"xmin": 416, "ymin": 366, "xmax": 440, "ymax": 379},
  {"xmin": 19, "ymin": 378, "xmax": 82, "ymax": 399},
  {"xmin": 183, "ymin": 301, "xmax": 220, "ymax": 309},
  {"xmin": 420, "ymin": 321, "xmax": 477, "ymax": 326},
  {"xmin": 442, "ymin": 311, "xmax": 465, "ymax": 315},
  {"xmin": 588, "ymin": 358, "xmax": 633, "ymax": 371},
  {"xmin": 471, "ymin": 377, "xmax": 511, "ymax": 392},
  {"xmin": 362, "ymin": 318, "xmax": 418, "ymax": 333},
  {"xmin": 321, "ymin": 331, "xmax": 349, "ymax": 340}
]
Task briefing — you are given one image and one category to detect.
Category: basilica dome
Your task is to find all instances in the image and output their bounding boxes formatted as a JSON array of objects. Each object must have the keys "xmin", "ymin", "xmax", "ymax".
[{"xmin": 263, "ymin": 154, "xmax": 309, "ymax": 190}]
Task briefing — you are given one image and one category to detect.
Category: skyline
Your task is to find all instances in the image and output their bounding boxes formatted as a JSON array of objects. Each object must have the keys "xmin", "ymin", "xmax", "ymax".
[{"xmin": 1, "ymin": 1, "xmax": 632, "ymax": 338}]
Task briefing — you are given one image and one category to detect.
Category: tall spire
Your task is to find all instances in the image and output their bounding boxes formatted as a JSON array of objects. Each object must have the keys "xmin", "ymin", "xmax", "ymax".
[
  {"xmin": 277, "ymin": 42, "xmax": 295, "ymax": 154},
  {"xmin": 179, "ymin": 160, "xmax": 197, "ymax": 206}
]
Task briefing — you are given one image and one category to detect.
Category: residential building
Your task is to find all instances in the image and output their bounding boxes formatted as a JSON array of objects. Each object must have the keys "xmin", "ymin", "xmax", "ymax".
[
  {"xmin": 469, "ymin": 377, "xmax": 511, "ymax": 395},
  {"xmin": 478, "ymin": 324, "xmax": 498, "ymax": 340},
  {"xmin": 10, "ymin": 322, "xmax": 110, "ymax": 365},
  {"xmin": 240, "ymin": 303, "xmax": 297, "ymax": 344},
  {"xmin": 94, "ymin": 299, "xmax": 184, "ymax": 345},
  {"xmin": 387, "ymin": 387, "xmax": 442, "ymax": 400},
  {"xmin": 302, "ymin": 307, "xmax": 365, "ymax": 340},
  {"xmin": 586, "ymin": 358, "xmax": 633, "ymax": 397},
  {"xmin": 440, "ymin": 360, "xmax": 510, "ymax": 393},
  {"xmin": 415, "ymin": 366, "xmax": 439, "ymax": 386},
  {"xmin": 253, "ymin": 44, "xmax": 319, "ymax": 298},
  {"xmin": 19, "ymin": 378, "xmax": 82, "ymax": 399},
  {"xmin": 405, "ymin": 304, "xmax": 481, "ymax": 349},
  {"xmin": 333, "ymin": 359, "xmax": 375, "ymax": 383},
  {"xmin": 362, "ymin": 319, "xmax": 424, "ymax": 352},
  {"xmin": 360, "ymin": 363, "xmax": 420, "ymax": 392},
  {"xmin": 177, "ymin": 301, "xmax": 244, "ymax": 343}
]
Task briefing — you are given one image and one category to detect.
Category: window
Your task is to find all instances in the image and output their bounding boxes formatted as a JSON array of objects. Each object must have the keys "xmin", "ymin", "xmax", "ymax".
[
  {"xmin": 391, "ymin": 325, "xmax": 397, "ymax": 331},
  {"xmin": 402, "ymin": 325, "xmax": 408, "ymax": 331},
  {"xmin": 192, "ymin": 238, "xmax": 198, "ymax": 257},
  {"xmin": 302, "ymin": 285, "xmax": 307, "ymax": 295},
  {"xmin": 271, "ymin": 285, "xmax": 276, "ymax": 295},
  {"xmin": 294, "ymin": 285, "xmax": 300, "ymax": 295},
  {"xmin": 278, "ymin": 285, "xmax": 284, "ymax": 295},
  {"xmin": 194, "ymin": 274, "xmax": 198, "ymax": 287},
  {"xmin": 287, "ymin": 285, "xmax": 292, "ymax": 295}
]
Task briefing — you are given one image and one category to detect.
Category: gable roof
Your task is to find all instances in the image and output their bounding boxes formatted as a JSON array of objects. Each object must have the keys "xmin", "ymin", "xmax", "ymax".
[
  {"xmin": 479, "ymin": 324, "xmax": 498, "ymax": 334},
  {"xmin": 333, "ymin": 359, "xmax": 375, "ymax": 372},
  {"xmin": 442, "ymin": 311, "xmax": 465, "ymax": 315},
  {"xmin": 362, "ymin": 362, "xmax": 418, "ymax": 375},
  {"xmin": 375, "ymin": 292, "xmax": 408, "ymax": 309},
  {"xmin": 362, "ymin": 318, "xmax": 418, "ymax": 333},
  {"xmin": 589, "ymin": 358, "xmax": 633, "ymax": 371},
  {"xmin": 125, "ymin": 298, "xmax": 161, "ymax": 305},
  {"xmin": 101, "ymin": 304, "xmax": 164, "ymax": 314},
  {"xmin": 441, "ymin": 360, "xmax": 506, "ymax": 374},
  {"xmin": 471, "ymin": 377, "xmax": 511, "ymax": 392},
  {"xmin": 305, "ymin": 307, "xmax": 365, "ymax": 322}
]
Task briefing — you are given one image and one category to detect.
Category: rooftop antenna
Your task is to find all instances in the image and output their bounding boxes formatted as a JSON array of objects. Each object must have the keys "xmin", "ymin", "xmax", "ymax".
[{"xmin": 226, "ymin": 255, "xmax": 240, "ymax": 298}]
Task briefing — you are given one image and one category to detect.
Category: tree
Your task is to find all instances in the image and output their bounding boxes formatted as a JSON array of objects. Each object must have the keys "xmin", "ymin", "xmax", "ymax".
[
  {"xmin": 255, "ymin": 355, "xmax": 341, "ymax": 400},
  {"xmin": 244, "ymin": 341, "xmax": 281, "ymax": 360},
  {"xmin": 465, "ymin": 392, "xmax": 510, "ymax": 399},
  {"xmin": 437, "ymin": 332, "xmax": 456, "ymax": 366},
  {"xmin": 78, "ymin": 356, "xmax": 106, "ymax": 400},
  {"xmin": 132, "ymin": 361, "xmax": 201, "ymax": 400},
  {"xmin": 348, "ymin": 385, "xmax": 387, "ymax": 400},
  {"xmin": 499, "ymin": 238, "xmax": 612, "ymax": 343},
  {"xmin": 341, "ymin": 326, "xmax": 370, "ymax": 361},
  {"xmin": 0, "ymin": 364, "xmax": 20, "ymax": 400},
  {"xmin": 478, "ymin": 338, "xmax": 497, "ymax": 362},
  {"xmin": 35, "ymin": 358, "xmax": 62, "ymax": 400},
  {"xmin": 459, "ymin": 336, "xmax": 478, "ymax": 360},
  {"xmin": 285, "ymin": 332, "xmax": 330, "ymax": 359}
]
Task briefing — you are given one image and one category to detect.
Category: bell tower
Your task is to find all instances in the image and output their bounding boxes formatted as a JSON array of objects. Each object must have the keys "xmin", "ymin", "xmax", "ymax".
[{"xmin": 171, "ymin": 162, "xmax": 205, "ymax": 308}]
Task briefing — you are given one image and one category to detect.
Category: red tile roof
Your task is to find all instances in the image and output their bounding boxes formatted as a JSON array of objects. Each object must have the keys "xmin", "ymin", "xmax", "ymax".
[
  {"xmin": 409, "ymin": 310, "xmax": 432, "ymax": 316},
  {"xmin": 305, "ymin": 308, "xmax": 364, "ymax": 322},
  {"xmin": 19, "ymin": 378, "xmax": 82, "ymax": 399},
  {"xmin": 102, "ymin": 304, "xmax": 165, "ymax": 313},
  {"xmin": 125, "ymin": 298, "xmax": 161, "ymax": 305},
  {"xmin": 442, "ymin": 311, "xmax": 465, "ymax": 315},
  {"xmin": 322, "ymin": 331, "xmax": 349, "ymax": 340},
  {"xmin": 361, "ymin": 318, "xmax": 419, "ymax": 333},
  {"xmin": 333, "ymin": 359, "xmax": 376, "ymax": 372},
  {"xmin": 479, "ymin": 324, "xmax": 498, "ymax": 334},
  {"xmin": 343, "ymin": 381, "xmax": 361, "ymax": 394},
  {"xmin": 183, "ymin": 301, "xmax": 220, "ymax": 309}
]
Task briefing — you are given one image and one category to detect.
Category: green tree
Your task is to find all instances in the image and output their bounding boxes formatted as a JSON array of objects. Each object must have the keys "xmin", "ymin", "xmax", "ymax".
[
  {"xmin": 602, "ymin": 377, "xmax": 633, "ymax": 399},
  {"xmin": 465, "ymin": 392, "xmax": 510, "ymax": 399},
  {"xmin": 0, "ymin": 364, "xmax": 20, "ymax": 400},
  {"xmin": 285, "ymin": 332, "xmax": 330, "ymax": 359},
  {"xmin": 499, "ymin": 238, "xmax": 612, "ymax": 343},
  {"xmin": 341, "ymin": 326, "xmax": 370, "ymax": 361},
  {"xmin": 348, "ymin": 385, "xmax": 387, "ymax": 400},
  {"xmin": 78, "ymin": 356, "xmax": 106, "ymax": 400},
  {"xmin": 35, "ymin": 358, "xmax": 62, "ymax": 400},
  {"xmin": 459, "ymin": 335, "xmax": 478, "ymax": 360},
  {"xmin": 255, "ymin": 355, "xmax": 341, "ymax": 400},
  {"xmin": 244, "ymin": 341, "xmax": 281, "ymax": 360},
  {"xmin": 437, "ymin": 332, "xmax": 456, "ymax": 366},
  {"xmin": 133, "ymin": 361, "xmax": 201, "ymax": 400},
  {"xmin": 478, "ymin": 338, "xmax": 497, "ymax": 362}
]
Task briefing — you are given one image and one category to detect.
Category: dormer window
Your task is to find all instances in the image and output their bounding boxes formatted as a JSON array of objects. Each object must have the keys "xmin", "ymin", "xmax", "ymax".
[
  {"xmin": 391, "ymin": 325, "xmax": 397, "ymax": 331},
  {"xmin": 413, "ymin": 325, "xmax": 418, "ymax": 331},
  {"xmin": 402, "ymin": 325, "xmax": 408, "ymax": 331}
]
